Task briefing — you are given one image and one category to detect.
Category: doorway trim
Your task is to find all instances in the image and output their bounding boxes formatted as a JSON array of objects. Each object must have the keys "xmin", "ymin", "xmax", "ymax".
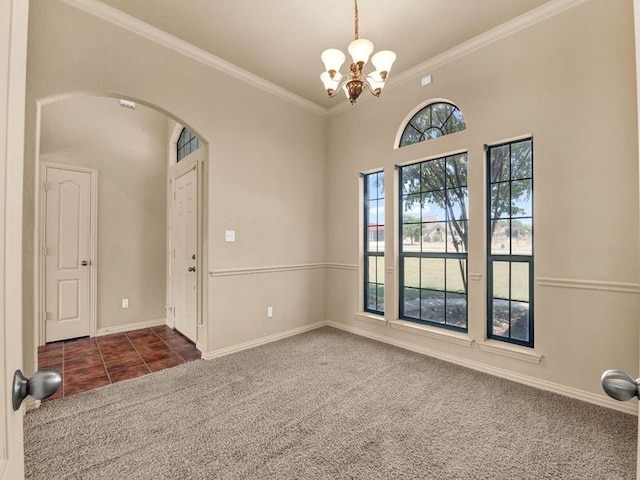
[{"xmin": 37, "ymin": 163, "xmax": 98, "ymax": 346}]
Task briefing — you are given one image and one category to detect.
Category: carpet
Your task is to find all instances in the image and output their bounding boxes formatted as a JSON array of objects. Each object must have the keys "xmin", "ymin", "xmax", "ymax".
[{"xmin": 24, "ymin": 327, "xmax": 637, "ymax": 479}]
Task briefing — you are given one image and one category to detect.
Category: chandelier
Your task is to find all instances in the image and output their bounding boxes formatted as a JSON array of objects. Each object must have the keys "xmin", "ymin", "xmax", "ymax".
[{"xmin": 320, "ymin": 0, "xmax": 396, "ymax": 105}]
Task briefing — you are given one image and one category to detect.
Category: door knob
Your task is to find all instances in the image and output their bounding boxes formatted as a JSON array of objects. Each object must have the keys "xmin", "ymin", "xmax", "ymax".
[
  {"xmin": 81, "ymin": 260, "xmax": 91, "ymax": 266},
  {"xmin": 187, "ymin": 266, "xmax": 196, "ymax": 272},
  {"xmin": 12, "ymin": 369, "xmax": 62, "ymax": 410},
  {"xmin": 601, "ymin": 369, "xmax": 639, "ymax": 402}
]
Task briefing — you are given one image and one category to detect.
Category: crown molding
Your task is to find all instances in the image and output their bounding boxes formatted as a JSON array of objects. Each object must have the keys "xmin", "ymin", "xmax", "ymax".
[
  {"xmin": 328, "ymin": 0, "xmax": 588, "ymax": 116},
  {"xmin": 59, "ymin": 0, "xmax": 330, "ymax": 118}
]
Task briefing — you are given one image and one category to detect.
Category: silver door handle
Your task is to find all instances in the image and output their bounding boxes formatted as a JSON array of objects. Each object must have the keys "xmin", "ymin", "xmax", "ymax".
[
  {"xmin": 12, "ymin": 369, "xmax": 62, "ymax": 410},
  {"xmin": 81, "ymin": 260, "xmax": 91, "ymax": 266},
  {"xmin": 601, "ymin": 369, "xmax": 639, "ymax": 402}
]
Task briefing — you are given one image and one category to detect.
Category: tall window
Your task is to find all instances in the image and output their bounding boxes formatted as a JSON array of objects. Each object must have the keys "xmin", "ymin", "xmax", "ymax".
[
  {"xmin": 399, "ymin": 153, "xmax": 468, "ymax": 331},
  {"xmin": 399, "ymin": 102, "xmax": 466, "ymax": 148},
  {"xmin": 177, "ymin": 127, "xmax": 202, "ymax": 162},
  {"xmin": 487, "ymin": 139, "xmax": 534, "ymax": 346},
  {"xmin": 364, "ymin": 171, "xmax": 385, "ymax": 314}
]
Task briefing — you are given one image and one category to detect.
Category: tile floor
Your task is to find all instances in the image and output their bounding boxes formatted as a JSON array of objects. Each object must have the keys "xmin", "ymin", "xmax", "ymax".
[{"xmin": 37, "ymin": 325, "xmax": 201, "ymax": 401}]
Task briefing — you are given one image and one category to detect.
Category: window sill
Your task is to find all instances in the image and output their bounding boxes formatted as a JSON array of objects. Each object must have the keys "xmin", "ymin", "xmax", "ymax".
[
  {"xmin": 353, "ymin": 312, "xmax": 387, "ymax": 326},
  {"xmin": 389, "ymin": 320, "xmax": 473, "ymax": 347},
  {"xmin": 477, "ymin": 341, "xmax": 543, "ymax": 364}
]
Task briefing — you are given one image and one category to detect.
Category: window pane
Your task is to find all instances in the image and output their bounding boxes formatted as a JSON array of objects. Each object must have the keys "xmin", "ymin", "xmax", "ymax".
[
  {"xmin": 432, "ymin": 102, "xmax": 454, "ymax": 127},
  {"xmin": 404, "ymin": 258, "xmax": 420, "ymax": 288},
  {"xmin": 422, "ymin": 223, "xmax": 445, "ymax": 252},
  {"xmin": 445, "ymin": 154, "xmax": 467, "ymax": 188},
  {"xmin": 421, "ymin": 258, "xmax": 444, "ymax": 291},
  {"xmin": 401, "ymin": 163, "xmax": 421, "ymax": 194},
  {"xmin": 491, "ymin": 220, "xmax": 510, "ymax": 255},
  {"xmin": 422, "ymin": 193, "xmax": 446, "ymax": 222},
  {"xmin": 446, "ymin": 259, "xmax": 466, "ymax": 294},
  {"xmin": 490, "ymin": 183, "xmax": 510, "ymax": 219},
  {"xmin": 376, "ymin": 257, "xmax": 385, "ymax": 285},
  {"xmin": 492, "ymin": 299, "xmax": 510, "ymax": 337},
  {"xmin": 367, "ymin": 283, "xmax": 377, "ymax": 311},
  {"xmin": 447, "ymin": 221, "xmax": 467, "ymax": 253},
  {"xmin": 421, "ymin": 159, "xmax": 445, "ymax": 191},
  {"xmin": 448, "ymin": 187, "xmax": 468, "ymax": 221},
  {"xmin": 421, "ymin": 290, "xmax": 445, "ymax": 323},
  {"xmin": 510, "ymin": 301, "xmax": 530, "ymax": 342},
  {"xmin": 511, "ymin": 179, "xmax": 532, "ymax": 217},
  {"xmin": 367, "ymin": 258, "xmax": 377, "ymax": 284},
  {"xmin": 510, "ymin": 262, "xmax": 529, "ymax": 302},
  {"xmin": 403, "ymin": 224, "xmax": 421, "ymax": 252},
  {"xmin": 402, "ymin": 194, "xmax": 421, "ymax": 220},
  {"xmin": 403, "ymin": 287, "xmax": 420, "ymax": 318},
  {"xmin": 511, "ymin": 218, "xmax": 532, "ymax": 256},
  {"xmin": 492, "ymin": 261, "xmax": 510, "ymax": 300},
  {"xmin": 376, "ymin": 284, "xmax": 385, "ymax": 312},
  {"xmin": 490, "ymin": 145, "xmax": 510, "ymax": 183},
  {"xmin": 511, "ymin": 140, "xmax": 532, "ymax": 180},
  {"xmin": 400, "ymin": 127, "xmax": 421, "ymax": 147},
  {"xmin": 446, "ymin": 292, "xmax": 467, "ymax": 328}
]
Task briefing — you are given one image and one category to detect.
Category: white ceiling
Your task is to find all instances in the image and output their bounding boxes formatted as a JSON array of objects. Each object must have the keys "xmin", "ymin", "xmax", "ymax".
[{"xmin": 96, "ymin": 0, "xmax": 552, "ymax": 109}]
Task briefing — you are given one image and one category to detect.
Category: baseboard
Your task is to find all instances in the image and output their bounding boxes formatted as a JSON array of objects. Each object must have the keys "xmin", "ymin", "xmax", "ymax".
[
  {"xmin": 326, "ymin": 320, "xmax": 637, "ymax": 416},
  {"xmin": 96, "ymin": 318, "xmax": 166, "ymax": 336},
  {"xmin": 202, "ymin": 322, "xmax": 326, "ymax": 360}
]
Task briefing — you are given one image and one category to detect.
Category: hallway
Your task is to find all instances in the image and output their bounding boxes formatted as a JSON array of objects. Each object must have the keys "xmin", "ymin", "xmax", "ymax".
[{"xmin": 37, "ymin": 325, "xmax": 201, "ymax": 401}]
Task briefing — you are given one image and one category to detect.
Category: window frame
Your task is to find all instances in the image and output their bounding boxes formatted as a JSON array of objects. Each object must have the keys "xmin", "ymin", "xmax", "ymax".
[
  {"xmin": 177, "ymin": 127, "xmax": 202, "ymax": 162},
  {"xmin": 398, "ymin": 153, "xmax": 469, "ymax": 332},
  {"xmin": 398, "ymin": 101, "xmax": 466, "ymax": 148},
  {"xmin": 486, "ymin": 138, "xmax": 534, "ymax": 347},
  {"xmin": 363, "ymin": 170, "xmax": 385, "ymax": 315}
]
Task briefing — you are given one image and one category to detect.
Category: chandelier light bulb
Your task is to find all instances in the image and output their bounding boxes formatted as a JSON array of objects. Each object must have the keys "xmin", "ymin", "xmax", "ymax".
[
  {"xmin": 321, "ymin": 71, "xmax": 342, "ymax": 92},
  {"xmin": 371, "ymin": 50, "xmax": 396, "ymax": 75},
  {"xmin": 321, "ymin": 48, "xmax": 346, "ymax": 74},
  {"xmin": 347, "ymin": 38, "xmax": 374, "ymax": 65}
]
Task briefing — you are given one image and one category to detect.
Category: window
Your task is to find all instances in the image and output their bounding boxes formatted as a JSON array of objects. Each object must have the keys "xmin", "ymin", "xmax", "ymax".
[
  {"xmin": 364, "ymin": 171, "xmax": 385, "ymax": 314},
  {"xmin": 399, "ymin": 153, "xmax": 468, "ymax": 331},
  {"xmin": 399, "ymin": 102, "xmax": 466, "ymax": 148},
  {"xmin": 177, "ymin": 127, "xmax": 202, "ymax": 162},
  {"xmin": 487, "ymin": 139, "xmax": 534, "ymax": 346}
]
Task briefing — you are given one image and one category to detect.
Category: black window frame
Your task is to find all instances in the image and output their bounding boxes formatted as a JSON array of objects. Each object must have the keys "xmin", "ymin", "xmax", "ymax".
[
  {"xmin": 398, "ymin": 153, "xmax": 469, "ymax": 332},
  {"xmin": 486, "ymin": 138, "xmax": 534, "ymax": 347},
  {"xmin": 363, "ymin": 170, "xmax": 385, "ymax": 315},
  {"xmin": 177, "ymin": 127, "xmax": 202, "ymax": 162}
]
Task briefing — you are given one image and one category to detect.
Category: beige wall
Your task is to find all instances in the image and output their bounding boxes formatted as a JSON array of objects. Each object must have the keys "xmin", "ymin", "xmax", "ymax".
[
  {"xmin": 39, "ymin": 96, "xmax": 168, "ymax": 333},
  {"xmin": 23, "ymin": 0, "xmax": 327, "ymax": 373},
  {"xmin": 326, "ymin": 0, "xmax": 639, "ymax": 403}
]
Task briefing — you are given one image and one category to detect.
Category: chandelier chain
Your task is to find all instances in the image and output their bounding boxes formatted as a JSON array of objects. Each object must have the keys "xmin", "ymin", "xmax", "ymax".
[{"xmin": 354, "ymin": 0, "xmax": 359, "ymax": 40}]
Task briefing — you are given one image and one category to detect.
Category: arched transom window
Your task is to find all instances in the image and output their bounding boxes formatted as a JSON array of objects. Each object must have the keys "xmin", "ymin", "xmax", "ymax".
[
  {"xmin": 177, "ymin": 127, "xmax": 202, "ymax": 162},
  {"xmin": 399, "ymin": 102, "xmax": 466, "ymax": 148}
]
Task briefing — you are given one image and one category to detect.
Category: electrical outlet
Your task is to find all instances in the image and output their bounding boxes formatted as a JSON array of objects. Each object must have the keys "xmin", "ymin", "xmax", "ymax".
[
  {"xmin": 225, "ymin": 230, "xmax": 236, "ymax": 242},
  {"xmin": 122, "ymin": 298, "xmax": 129, "ymax": 308},
  {"xmin": 267, "ymin": 306, "xmax": 273, "ymax": 318}
]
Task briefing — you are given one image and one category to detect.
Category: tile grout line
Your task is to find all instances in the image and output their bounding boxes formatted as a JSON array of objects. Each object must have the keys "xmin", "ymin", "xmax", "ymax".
[
  {"xmin": 125, "ymin": 331, "xmax": 153, "ymax": 374},
  {"xmin": 152, "ymin": 327, "xmax": 187, "ymax": 362},
  {"xmin": 95, "ymin": 338, "xmax": 114, "ymax": 385}
]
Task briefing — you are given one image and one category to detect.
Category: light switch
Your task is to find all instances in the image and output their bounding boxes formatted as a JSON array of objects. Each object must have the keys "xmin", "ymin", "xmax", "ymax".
[{"xmin": 225, "ymin": 230, "xmax": 236, "ymax": 242}]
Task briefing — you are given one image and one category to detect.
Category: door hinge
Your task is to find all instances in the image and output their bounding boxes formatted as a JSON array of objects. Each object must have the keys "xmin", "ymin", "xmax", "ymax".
[
  {"xmin": 43, "ymin": 182, "xmax": 50, "ymax": 191},
  {"xmin": 42, "ymin": 246, "xmax": 48, "ymax": 256}
]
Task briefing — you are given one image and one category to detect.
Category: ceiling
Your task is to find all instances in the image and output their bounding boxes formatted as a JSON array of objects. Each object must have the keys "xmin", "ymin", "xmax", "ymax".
[{"xmin": 97, "ymin": 0, "xmax": 552, "ymax": 109}]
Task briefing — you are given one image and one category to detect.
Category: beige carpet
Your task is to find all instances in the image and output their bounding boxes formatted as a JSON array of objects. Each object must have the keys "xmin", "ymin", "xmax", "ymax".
[{"xmin": 24, "ymin": 327, "xmax": 636, "ymax": 479}]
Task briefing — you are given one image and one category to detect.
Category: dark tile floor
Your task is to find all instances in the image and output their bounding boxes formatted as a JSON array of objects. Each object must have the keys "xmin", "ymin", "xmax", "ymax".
[{"xmin": 37, "ymin": 325, "xmax": 201, "ymax": 401}]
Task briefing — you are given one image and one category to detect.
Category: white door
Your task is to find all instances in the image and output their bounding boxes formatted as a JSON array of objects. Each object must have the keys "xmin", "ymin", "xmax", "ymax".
[
  {"xmin": 0, "ymin": 0, "xmax": 28, "ymax": 477},
  {"xmin": 44, "ymin": 166, "xmax": 92, "ymax": 342},
  {"xmin": 172, "ymin": 166, "xmax": 198, "ymax": 342}
]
